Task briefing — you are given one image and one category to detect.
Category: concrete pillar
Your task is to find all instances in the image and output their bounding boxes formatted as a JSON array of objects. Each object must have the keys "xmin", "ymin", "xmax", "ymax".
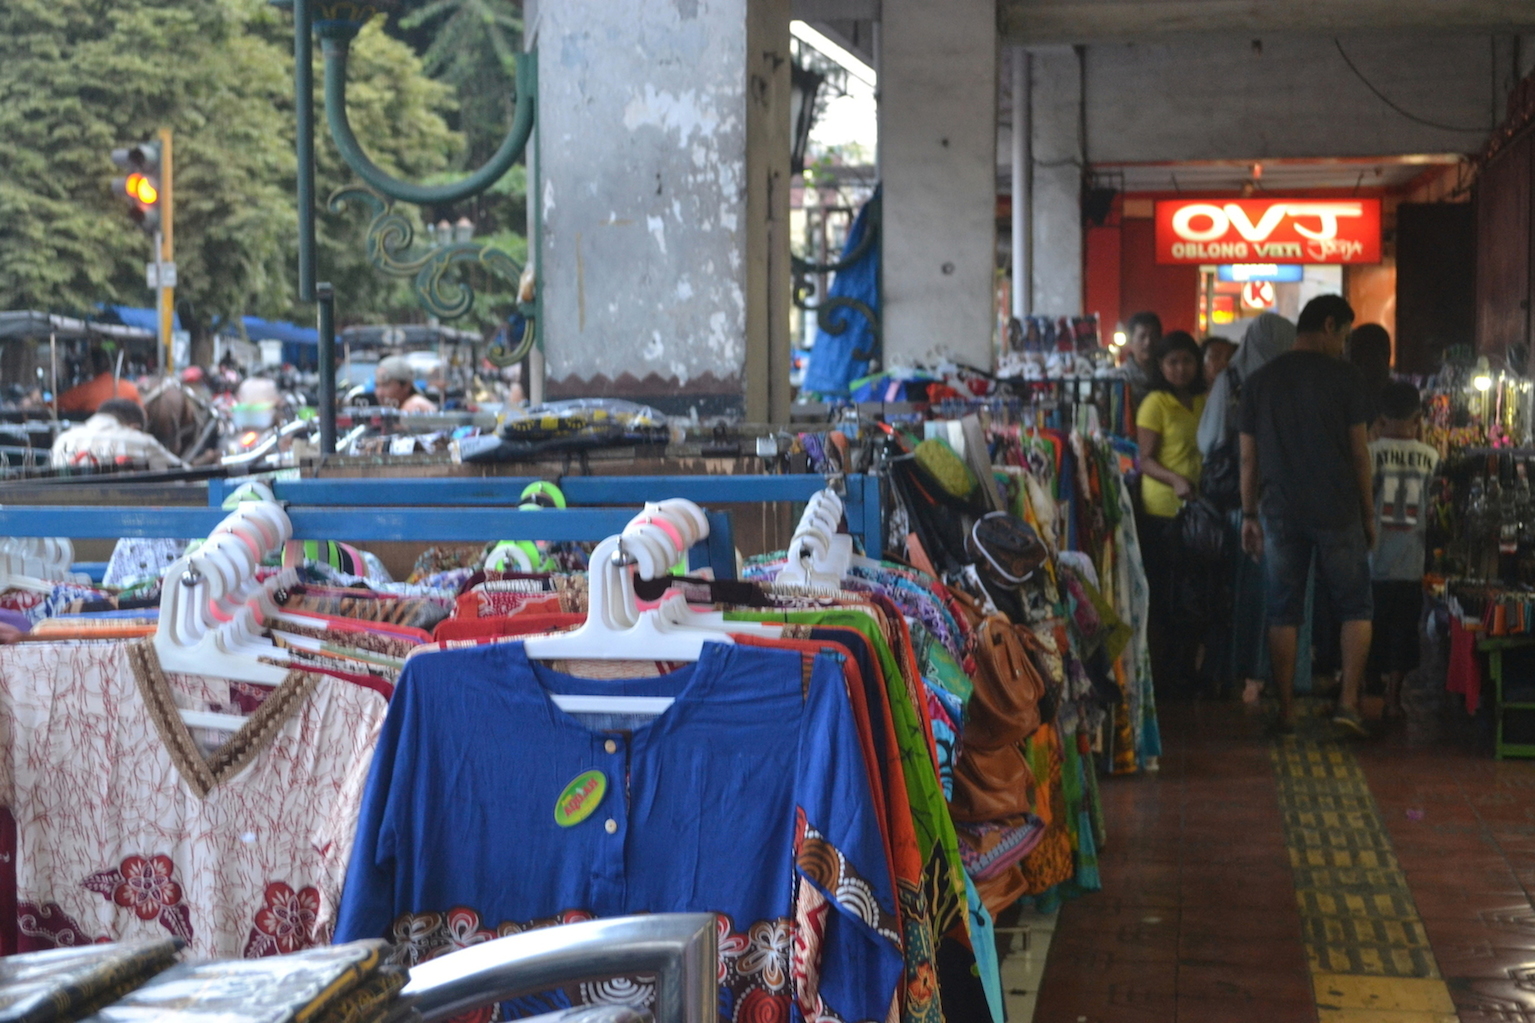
[
  {"xmin": 1029, "ymin": 45, "xmax": 1083, "ymax": 317},
  {"xmin": 880, "ymin": 0, "xmax": 998, "ymax": 368},
  {"xmin": 526, "ymin": 0, "xmax": 790, "ymax": 420}
]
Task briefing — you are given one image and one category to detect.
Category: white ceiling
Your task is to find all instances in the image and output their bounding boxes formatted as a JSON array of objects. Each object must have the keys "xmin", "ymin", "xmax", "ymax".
[{"xmin": 1000, "ymin": 0, "xmax": 1535, "ymax": 44}]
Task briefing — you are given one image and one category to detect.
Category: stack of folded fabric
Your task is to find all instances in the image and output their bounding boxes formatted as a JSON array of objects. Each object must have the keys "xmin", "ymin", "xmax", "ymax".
[
  {"xmin": 0, "ymin": 939, "xmax": 183, "ymax": 1022},
  {"xmin": 74, "ymin": 941, "xmax": 403, "ymax": 1023}
]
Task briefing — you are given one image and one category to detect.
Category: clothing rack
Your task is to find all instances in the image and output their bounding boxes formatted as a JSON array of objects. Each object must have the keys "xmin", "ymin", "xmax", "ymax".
[
  {"xmin": 0, "ymin": 505, "xmax": 737, "ymax": 579},
  {"xmin": 0, "ymin": 473, "xmax": 884, "ymax": 582},
  {"xmin": 208, "ymin": 472, "xmax": 883, "ymax": 560}
]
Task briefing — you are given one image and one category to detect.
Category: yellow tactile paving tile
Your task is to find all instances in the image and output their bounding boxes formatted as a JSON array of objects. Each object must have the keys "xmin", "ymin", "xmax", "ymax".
[
  {"xmin": 1314, "ymin": 970, "xmax": 1456, "ymax": 1013},
  {"xmin": 1317, "ymin": 1011, "xmax": 1459, "ymax": 1023},
  {"xmin": 1275, "ymin": 736, "xmax": 1444, "ymax": 986}
]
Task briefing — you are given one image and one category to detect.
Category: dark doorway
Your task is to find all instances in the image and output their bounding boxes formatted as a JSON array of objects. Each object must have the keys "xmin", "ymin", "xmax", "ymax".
[{"xmin": 1396, "ymin": 202, "xmax": 1476, "ymax": 375}]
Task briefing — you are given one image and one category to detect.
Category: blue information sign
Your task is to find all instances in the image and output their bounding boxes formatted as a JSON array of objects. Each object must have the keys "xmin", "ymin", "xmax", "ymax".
[{"xmin": 1217, "ymin": 264, "xmax": 1305, "ymax": 283}]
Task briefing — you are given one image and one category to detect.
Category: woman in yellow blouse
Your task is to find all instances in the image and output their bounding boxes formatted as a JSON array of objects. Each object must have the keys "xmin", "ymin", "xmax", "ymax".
[
  {"xmin": 1136, "ymin": 330, "xmax": 1208, "ymax": 693},
  {"xmin": 1137, "ymin": 331, "xmax": 1208, "ymax": 516}
]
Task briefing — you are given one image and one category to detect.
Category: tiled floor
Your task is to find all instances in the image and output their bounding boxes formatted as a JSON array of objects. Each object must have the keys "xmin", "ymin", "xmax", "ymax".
[
  {"xmin": 998, "ymin": 909, "xmax": 1057, "ymax": 1022},
  {"xmin": 1357, "ymin": 733, "xmax": 1535, "ymax": 1022},
  {"xmin": 1028, "ymin": 699, "xmax": 1535, "ymax": 1022},
  {"xmin": 1034, "ymin": 700, "xmax": 1317, "ymax": 1022}
]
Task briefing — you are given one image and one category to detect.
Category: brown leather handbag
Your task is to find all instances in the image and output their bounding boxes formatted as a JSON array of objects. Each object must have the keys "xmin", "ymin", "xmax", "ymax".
[
  {"xmin": 965, "ymin": 616, "xmax": 1046, "ymax": 749},
  {"xmin": 948, "ymin": 615, "xmax": 1049, "ymax": 823}
]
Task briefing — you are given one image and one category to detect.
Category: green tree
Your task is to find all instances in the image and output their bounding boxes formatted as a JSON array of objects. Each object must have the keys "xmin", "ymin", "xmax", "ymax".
[
  {"xmin": 394, "ymin": 0, "xmax": 528, "ymax": 329},
  {"xmin": 0, "ymin": 0, "xmax": 290, "ymax": 334},
  {"xmin": 0, "ymin": 0, "xmax": 464, "ymax": 353},
  {"xmin": 312, "ymin": 16, "xmax": 464, "ymax": 325},
  {"xmin": 399, "ymin": 0, "xmax": 521, "ymax": 167}
]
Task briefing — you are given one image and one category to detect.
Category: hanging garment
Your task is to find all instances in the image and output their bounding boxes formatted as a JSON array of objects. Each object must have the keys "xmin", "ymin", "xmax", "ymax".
[
  {"xmin": 0, "ymin": 641, "xmax": 387, "ymax": 959},
  {"xmin": 280, "ymin": 589, "xmax": 449, "ymax": 632},
  {"xmin": 103, "ymin": 539, "xmax": 189, "ymax": 591},
  {"xmin": 335, "ymin": 641, "xmax": 903, "ymax": 1023},
  {"xmin": 801, "ymin": 189, "xmax": 883, "ymax": 398},
  {"xmin": 1447, "ymin": 618, "xmax": 1482, "ymax": 715}
]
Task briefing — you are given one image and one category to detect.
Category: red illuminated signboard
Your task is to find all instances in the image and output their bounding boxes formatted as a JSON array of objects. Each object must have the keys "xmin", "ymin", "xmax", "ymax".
[{"xmin": 1155, "ymin": 199, "xmax": 1382, "ymax": 265}]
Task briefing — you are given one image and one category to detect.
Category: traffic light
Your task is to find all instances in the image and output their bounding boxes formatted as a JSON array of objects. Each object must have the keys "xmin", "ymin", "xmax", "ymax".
[{"xmin": 111, "ymin": 142, "xmax": 161, "ymax": 232}]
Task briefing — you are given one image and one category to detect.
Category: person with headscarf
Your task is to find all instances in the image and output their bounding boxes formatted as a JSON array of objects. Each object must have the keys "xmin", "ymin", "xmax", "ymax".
[{"xmin": 1198, "ymin": 313, "xmax": 1297, "ymax": 457}]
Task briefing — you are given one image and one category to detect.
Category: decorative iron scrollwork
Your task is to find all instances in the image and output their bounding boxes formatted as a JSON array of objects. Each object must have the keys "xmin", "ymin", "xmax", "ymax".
[
  {"xmin": 329, "ymin": 187, "xmax": 536, "ymax": 366},
  {"xmin": 811, "ymin": 298, "xmax": 880, "ymax": 362}
]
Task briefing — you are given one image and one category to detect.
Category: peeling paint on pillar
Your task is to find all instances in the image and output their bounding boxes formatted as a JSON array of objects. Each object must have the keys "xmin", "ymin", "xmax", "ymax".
[{"xmin": 537, "ymin": 0, "xmax": 751, "ymax": 416}]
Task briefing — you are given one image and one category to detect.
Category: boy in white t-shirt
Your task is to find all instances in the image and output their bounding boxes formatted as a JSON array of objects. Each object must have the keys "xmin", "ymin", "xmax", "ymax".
[{"xmin": 1368, "ymin": 381, "xmax": 1440, "ymax": 718}]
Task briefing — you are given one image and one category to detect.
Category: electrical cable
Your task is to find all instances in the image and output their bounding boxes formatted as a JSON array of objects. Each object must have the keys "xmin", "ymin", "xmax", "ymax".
[{"xmin": 1334, "ymin": 38, "xmax": 1489, "ymax": 133}]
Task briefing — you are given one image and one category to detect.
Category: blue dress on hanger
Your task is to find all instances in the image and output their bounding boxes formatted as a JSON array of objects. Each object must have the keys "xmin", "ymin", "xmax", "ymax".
[{"xmin": 335, "ymin": 641, "xmax": 903, "ymax": 1023}]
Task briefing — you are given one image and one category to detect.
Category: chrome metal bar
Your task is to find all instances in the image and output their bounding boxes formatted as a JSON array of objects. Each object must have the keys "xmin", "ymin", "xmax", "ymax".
[
  {"xmin": 520, "ymin": 1009, "xmax": 653, "ymax": 1023},
  {"xmin": 383, "ymin": 1005, "xmax": 652, "ymax": 1023},
  {"xmin": 398, "ymin": 913, "xmax": 717, "ymax": 1023}
]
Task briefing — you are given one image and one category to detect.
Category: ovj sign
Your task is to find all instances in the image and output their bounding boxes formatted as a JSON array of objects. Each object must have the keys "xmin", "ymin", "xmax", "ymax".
[{"xmin": 1155, "ymin": 199, "xmax": 1382, "ymax": 265}]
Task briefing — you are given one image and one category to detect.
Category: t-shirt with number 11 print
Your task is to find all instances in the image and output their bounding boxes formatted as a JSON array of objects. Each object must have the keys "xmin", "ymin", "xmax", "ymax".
[{"xmin": 1369, "ymin": 437, "xmax": 1440, "ymax": 581}]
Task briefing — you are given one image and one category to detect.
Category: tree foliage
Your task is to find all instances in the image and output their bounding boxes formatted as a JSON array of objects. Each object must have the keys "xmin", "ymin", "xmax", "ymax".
[
  {"xmin": 399, "ymin": 0, "xmax": 521, "ymax": 167},
  {"xmin": 394, "ymin": 0, "xmax": 528, "ymax": 330},
  {"xmin": 0, "ymin": 0, "xmax": 464, "ymax": 343}
]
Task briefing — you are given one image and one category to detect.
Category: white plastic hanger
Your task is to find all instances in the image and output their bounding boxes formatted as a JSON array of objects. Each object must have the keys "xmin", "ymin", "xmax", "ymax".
[
  {"xmin": 523, "ymin": 537, "xmax": 727, "ymax": 665},
  {"xmin": 0, "ymin": 535, "xmax": 80, "ymax": 591},
  {"xmin": 776, "ymin": 487, "xmax": 854, "ymax": 586},
  {"xmin": 523, "ymin": 501, "xmax": 736, "ymax": 714},
  {"xmin": 0, "ymin": 553, "xmax": 55, "ymax": 594},
  {"xmin": 651, "ymin": 590, "xmax": 780, "ymax": 636},
  {"xmin": 153, "ymin": 504, "xmax": 292, "ymax": 724}
]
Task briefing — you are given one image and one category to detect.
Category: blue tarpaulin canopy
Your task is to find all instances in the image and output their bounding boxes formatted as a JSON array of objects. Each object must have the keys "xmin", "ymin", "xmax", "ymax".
[
  {"xmin": 103, "ymin": 304, "xmax": 181, "ymax": 332},
  {"xmin": 239, "ymin": 316, "xmax": 317, "ymax": 346},
  {"xmin": 229, "ymin": 316, "xmax": 318, "ymax": 369}
]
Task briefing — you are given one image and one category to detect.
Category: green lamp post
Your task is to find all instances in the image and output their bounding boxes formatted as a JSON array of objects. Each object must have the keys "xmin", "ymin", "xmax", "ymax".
[{"xmin": 278, "ymin": 0, "xmax": 537, "ymax": 454}]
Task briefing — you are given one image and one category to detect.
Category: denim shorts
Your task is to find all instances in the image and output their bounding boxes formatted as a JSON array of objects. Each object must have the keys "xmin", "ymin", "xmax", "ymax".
[{"xmin": 1262, "ymin": 517, "xmax": 1373, "ymax": 627}]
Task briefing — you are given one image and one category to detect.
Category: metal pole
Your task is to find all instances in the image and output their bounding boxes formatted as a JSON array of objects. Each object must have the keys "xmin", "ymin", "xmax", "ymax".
[
  {"xmin": 1011, "ymin": 48, "xmax": 1032, "ymax": 320},
  {"xmin": 294, "ymin": 0, "xmax": 316, "ymax": 303},
  {"xmin": 153, "ymin": 229, "xmax": 168, "ymax": 374},
  {"xmin": 49, "ymin": 332, "xmax": 58, "ymax": 422},
  {"xmin": 159, "ymin": 127, "xmax": 175, "ymax": 373},
  {"xmin": 317, "ymin": 281, "xmax": 336, "ymax": 457}
]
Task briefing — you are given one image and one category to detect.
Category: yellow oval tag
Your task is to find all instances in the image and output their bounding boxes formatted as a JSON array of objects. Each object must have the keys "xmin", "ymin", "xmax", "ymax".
[{"xmin": 554, "ymin": 770, "xmax": 607, "ymax": 827}]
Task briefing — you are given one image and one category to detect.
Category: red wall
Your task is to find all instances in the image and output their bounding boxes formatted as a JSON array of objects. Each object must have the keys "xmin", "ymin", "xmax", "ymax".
[
  {"xmin": 1118, "ymin": 219, "xmax": 1199, "ymax": 335},
  {"xmin": 1084, "ymin": 223, "xmax": 1121, "ymax": 333},
  {"xmin": 1084, "ymin": 208, "xmax": 1199, "ymax": 336}
]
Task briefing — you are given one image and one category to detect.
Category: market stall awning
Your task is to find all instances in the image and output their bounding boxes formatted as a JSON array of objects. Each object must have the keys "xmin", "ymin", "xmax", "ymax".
[
  {"xmin": 103, "ymin": 305, "xmax": 181, "ymax": 332},
  {"xmin": 0, "ymin": 311, "xmax": 155, "ymax": 342},
  {"xmin": 240, "ymin": 316, "xmax": 318, "ymax": 345}
]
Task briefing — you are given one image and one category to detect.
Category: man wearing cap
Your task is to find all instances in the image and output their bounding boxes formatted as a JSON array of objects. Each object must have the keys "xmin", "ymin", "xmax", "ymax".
[{"xmin": 374, "ymin": 356, "xmax": 438, "ymax": 414}]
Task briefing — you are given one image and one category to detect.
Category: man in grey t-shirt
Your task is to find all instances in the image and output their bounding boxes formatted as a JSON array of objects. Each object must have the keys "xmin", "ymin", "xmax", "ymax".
[{"xmin": 1118, "ymin": 311, "xmax": 1161, "ymax": 412}]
